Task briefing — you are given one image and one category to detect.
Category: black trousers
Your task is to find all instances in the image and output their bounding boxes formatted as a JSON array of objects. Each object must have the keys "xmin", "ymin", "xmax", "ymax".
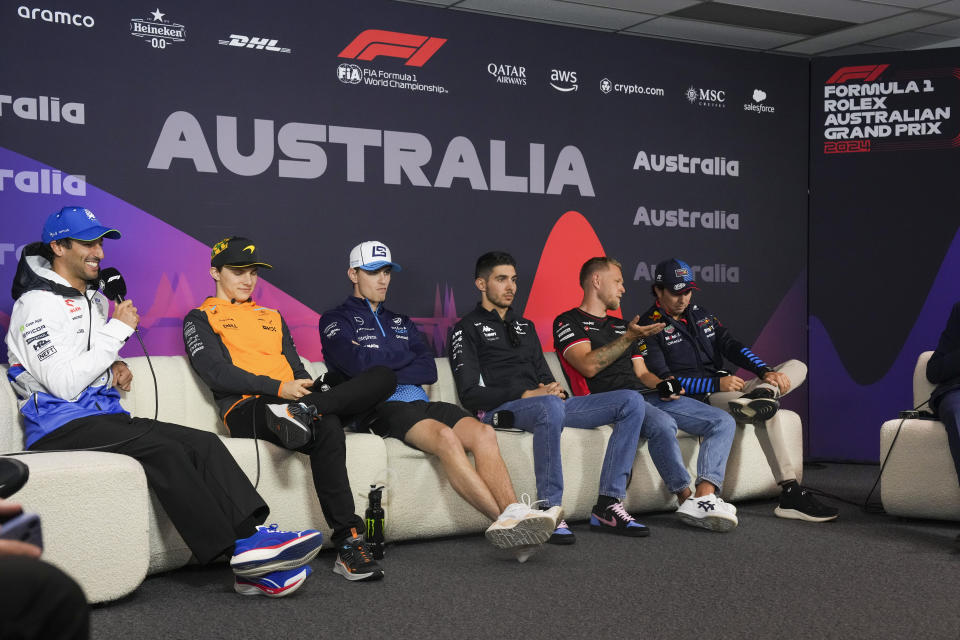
[
  {"xmin": 31, "ymin": 415, "xmax": 269, "ymax": 564},
  {"xmin": 226, "ymin": 366, "xmax": 396, "ymax": 544},
  {"xmin": 0, "ymin": 556, "xmax": 89, "ymax": 640}
]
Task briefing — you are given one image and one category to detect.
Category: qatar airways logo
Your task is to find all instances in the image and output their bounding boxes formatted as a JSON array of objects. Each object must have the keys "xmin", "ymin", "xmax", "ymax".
[{"xmin": 147, "ymin": 111, "xmax": 595, "ymax": 196}]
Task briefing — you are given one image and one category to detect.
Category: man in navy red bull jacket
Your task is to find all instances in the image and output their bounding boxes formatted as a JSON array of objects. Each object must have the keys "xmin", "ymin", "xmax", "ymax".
[
  {"xmin": 639, "ymin": 258, "xmax": 838, "ymax": 523},
  {"xmin": 319, "ymin": 241, "xmax": 559, "ymax": 561}
]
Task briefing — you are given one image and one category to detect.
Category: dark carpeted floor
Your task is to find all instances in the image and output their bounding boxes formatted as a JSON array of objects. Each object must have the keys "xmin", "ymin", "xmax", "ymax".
[{"xmin": 90, "ymin": 463, "xmax": 960, "ymax": 640}]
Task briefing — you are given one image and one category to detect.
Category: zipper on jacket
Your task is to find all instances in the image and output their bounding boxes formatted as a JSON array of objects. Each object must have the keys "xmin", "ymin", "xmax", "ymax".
[
  {"xmin": 365, "ymin": 299, "xmax": 386, "ymax": 336},
  {"xmin": 85, "ymin": 291, "xmax": 93, "ymax": 350}
]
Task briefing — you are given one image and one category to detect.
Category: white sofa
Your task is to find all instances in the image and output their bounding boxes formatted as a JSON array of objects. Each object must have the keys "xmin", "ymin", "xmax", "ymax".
[
  {"xmin": 1, "ymin": 354, "xmax": 799, "ymax": 603},
  {"xmin": 879, "ymin": 352, "xmax": 960, "ymax": 520}
]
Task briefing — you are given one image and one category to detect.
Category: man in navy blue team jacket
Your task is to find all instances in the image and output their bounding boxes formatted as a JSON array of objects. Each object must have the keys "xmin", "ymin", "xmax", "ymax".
[
  {"xmin": 319, "ymin": 241, "xmax": 559, "ymax": 561},
  {"xmin": 639, "ymin": 258, "xmax": 838, "ymax": 523}
]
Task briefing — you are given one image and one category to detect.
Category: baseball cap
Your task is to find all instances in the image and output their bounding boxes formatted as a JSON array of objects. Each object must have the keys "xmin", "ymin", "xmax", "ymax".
[
  {"xmin": 654, "ymin": 258, "xmax": 699, "ymax": 293},
  {"xmin": 42, "ymin": 207, "xmax": 121, "ymax": 243},
  {"xmin": 349, "ymin": 241, "xmax": 402, "ymax": 272},
  {"xmin": 210, "ymin": 236, "xmax": 273, "ymax": 269}
]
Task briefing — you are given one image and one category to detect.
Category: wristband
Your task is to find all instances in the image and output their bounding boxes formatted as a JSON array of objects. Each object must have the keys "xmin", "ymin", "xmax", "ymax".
[{"xmin": 657, "ymin": 379, "xmax": 683, "ymax": 399}]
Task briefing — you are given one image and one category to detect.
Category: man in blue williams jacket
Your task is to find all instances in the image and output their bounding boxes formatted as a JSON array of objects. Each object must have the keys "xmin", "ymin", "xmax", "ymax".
[{"xmin": 319, "ymin": 241, "xmax": 559, "ymax": 560}]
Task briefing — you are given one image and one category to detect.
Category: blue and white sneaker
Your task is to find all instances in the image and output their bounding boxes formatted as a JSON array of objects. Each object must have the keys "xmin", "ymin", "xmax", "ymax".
[
  {"xmin": 231, "ymin": 524, "xmax": 323, "ymax": 577},
  {"xmin": 547, "ymin": 519, "xmax": 576, "ymax": 545},
  {"xmin": 235, "ymin": 565, "xmax": 312, "ymax": 598}
]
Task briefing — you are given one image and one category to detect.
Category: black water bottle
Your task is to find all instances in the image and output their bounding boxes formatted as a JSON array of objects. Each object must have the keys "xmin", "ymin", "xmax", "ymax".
[{"xmin": 365, "ymin": 485, "xmax": 385, "ymax": 559}]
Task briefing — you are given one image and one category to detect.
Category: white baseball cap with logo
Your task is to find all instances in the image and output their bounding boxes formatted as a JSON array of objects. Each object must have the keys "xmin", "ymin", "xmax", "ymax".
[{"xmin": 349, "ymin": 240, "xmax": 403, "ymax": 272}]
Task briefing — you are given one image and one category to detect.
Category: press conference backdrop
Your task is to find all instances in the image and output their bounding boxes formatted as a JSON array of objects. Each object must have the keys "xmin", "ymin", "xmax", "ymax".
[
  {"xmin": 810, "ymin": 49, "xmax": 960, "ymax": 461},
  {"xmin": 1, "ymin": 2, "xmax": 808, "ymax": 425}
]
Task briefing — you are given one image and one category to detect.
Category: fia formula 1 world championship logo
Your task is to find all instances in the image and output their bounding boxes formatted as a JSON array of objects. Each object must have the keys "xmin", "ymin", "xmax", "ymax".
[{"xmin": 338, "ymin": 29, "xmax": 446, "ymax": 67}]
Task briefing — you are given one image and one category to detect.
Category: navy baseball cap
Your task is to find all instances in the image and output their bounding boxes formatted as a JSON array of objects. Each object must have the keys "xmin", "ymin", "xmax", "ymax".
[
  {"xmin": 210, "ymin": 236, "xmax": 273, "ymax": 269},
  {"xmin": 42, "ymin": 207, "xmax": 121, "ymax": 243},
  {"xmin": 654, "ymin": 258, "xmax": 699, "ymax": 293}
]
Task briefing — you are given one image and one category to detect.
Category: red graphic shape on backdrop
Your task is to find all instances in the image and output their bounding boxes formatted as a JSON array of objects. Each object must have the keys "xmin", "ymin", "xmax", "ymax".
[{"xmin": 523, "ymin": 210, "xmax": 618, "ymax": 351}]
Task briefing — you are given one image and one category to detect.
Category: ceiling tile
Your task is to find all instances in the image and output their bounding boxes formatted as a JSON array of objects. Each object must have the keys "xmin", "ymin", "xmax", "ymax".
[
  {"xmin": 917, "ymin": 34, "xmax": 960, "ymax": 45},
  {"xmin": 455, "ymin": 0, "xmax": 654, "ymax": 29},
  {"xmin": 776, "ymin": 10, "xmax": 951, "ymax": 52},
  {"xmin": 924, "ymin": 0, "xmax": 960, "ymax": 15},
  {"xmin": 859, "ymin": 0, "xmax": 948, "ymax": 8},
  {"xmin": 819, "ymin": 43, "xmax": 900, "ymax": 56},
  {"xmin": 917, "ymin": 16, "xmax": 960, "ymax": 32},
  {"xmin": 625, "ymin": 16, "xmax": 804, "ymax": 48},
  {"xmin": 719, "ymin": 0, "xmax": 907, "ymax": 23},
  {"xmin": 563, "ymin": 0, "xmax": 701, "ymax": 15},
  {"xmin": 670, "ymin": 2, "xmax": 852, "ymax": 35},
  {"xmin": 868, "ymin": 29, "xmax": 955, "ymax": 45}
]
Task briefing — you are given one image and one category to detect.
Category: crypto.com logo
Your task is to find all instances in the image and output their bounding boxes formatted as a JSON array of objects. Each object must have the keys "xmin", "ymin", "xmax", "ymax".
[
  {"xmin": 825, "ymin": 64, "xmax": 889, "ymax": 84},
  {"xmin": 338, "ymin": 29, "xmax": 446, "ymax": 67}
]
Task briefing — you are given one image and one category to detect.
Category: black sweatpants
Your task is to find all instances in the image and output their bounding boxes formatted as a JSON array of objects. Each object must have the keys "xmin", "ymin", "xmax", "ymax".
[
  {"xmin": 0, "ymin": 556, "xmax": 89, "ymax": 639},
  {"xmin": 226, "ymin": 366, "xmax": 396, "ymax": 545},
  {"xmin": 30, "ymin": 415, "xmax": 269, "ymax": 564}
]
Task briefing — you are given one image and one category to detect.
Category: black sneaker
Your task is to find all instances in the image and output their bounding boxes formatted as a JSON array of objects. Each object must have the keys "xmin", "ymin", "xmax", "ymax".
[
  {"xmin": 547, "ymin": 519, "xmax": 576, "ymax": 545},
  {"xmin": 589, "ymin": 502, "xmax": 650, "ymax": 537},
  {"xmin": 333, "ymin": 530, "xmax": 384, "ymax": 582},
  {"xmin": 774, "ymin": 481, "xmax": 839, "ymax": 522},
  {"xmin": 728, "ymin": 386, "xmax": 780, "ymax": 422},
  {"xmin": 265, "ymin": 403, "xmax": 316, "ymax": 449}
]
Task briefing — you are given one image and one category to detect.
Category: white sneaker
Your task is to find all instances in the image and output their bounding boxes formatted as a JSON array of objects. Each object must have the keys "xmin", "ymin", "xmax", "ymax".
[
  {"xmin": 485, "ymin": 496, "xmax": 561, "ymax": 550},
  {"xmin": 677, "ymin": 494, "xmax": 738, "ymax": 532},
  {"xmin": 715, "ymin": 496, "xmax": 737, "ymax": 516}
]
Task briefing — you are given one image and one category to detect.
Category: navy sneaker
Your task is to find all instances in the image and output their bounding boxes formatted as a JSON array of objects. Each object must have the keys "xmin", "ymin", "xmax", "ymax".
[
  {"xmin": 265, "ymin": 402, "xmax": 316, "ymax": 449},
  {"xmin": 589, "ymin": 502, "xmax": 650, "ymax": 537},
  {"xmin": 333, "ymin": 529, "xmax": 383, "ymax": 581},
  {"xmin": 235, "ymin": 565, "xmax": 312, "ymax": 598},
  {"xmin": 547, "ymin": 519, "xmax": 576, "ymax": 545},
  {"xmin": 231, "ymin": 524, "xmax": 323, "ymax": 577}
]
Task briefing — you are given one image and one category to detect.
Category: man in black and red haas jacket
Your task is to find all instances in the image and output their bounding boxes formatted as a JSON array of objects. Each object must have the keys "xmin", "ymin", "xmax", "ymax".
[
  {"xmin": 451, "ymin": 252, "xmax": 653, "ymax": 545},
  {"xmin": 640, "ymin": 258, "xmax": 838, "ymax": 523}
]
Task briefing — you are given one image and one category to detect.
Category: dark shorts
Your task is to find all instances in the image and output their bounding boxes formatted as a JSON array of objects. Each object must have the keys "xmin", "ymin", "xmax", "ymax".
[{"xmin": 368, "ymin": 400, "xmax": 472, "ymax": 441}]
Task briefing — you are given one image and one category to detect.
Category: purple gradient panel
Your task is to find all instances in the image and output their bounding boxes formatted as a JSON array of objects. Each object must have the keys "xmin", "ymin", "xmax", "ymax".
[
  {"xmin": 0, "ymin": 147, "xmax": 324, "ymax": 361},
  {"xmin": 732, "ymin": 276, "xmax": 809, "ymax": 427},
  {"xmin": 809, "ymin": 228, "xmax": 960, "ymax": 461}
]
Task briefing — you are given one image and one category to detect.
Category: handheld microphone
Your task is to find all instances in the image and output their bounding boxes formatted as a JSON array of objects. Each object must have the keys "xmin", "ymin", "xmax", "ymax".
[
  {"xmin": 97, "ymin": 267, "xmax": 159, "ymax": 420},
  {"xmin": 98, "ymin": 267, "xmax": 127, "ymax": 302}
]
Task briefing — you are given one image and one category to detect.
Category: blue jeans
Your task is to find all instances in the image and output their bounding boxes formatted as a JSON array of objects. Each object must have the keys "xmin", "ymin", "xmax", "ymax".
[
  {"xmin": 936, "ymin": 390, "xmax": 960, "ymax": 487},
  {"xmin": 482, "ymin": 390, "xmax": 645, "ymax": 507},
  {"xmin": 643, "ymin": 395, "xmax": 736, "ymax": 494}
]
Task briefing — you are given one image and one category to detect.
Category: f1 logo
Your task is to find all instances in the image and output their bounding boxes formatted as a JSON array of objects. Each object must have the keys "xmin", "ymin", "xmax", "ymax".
[
  {"xmin": 338, "ymin": 29, "xmax": 446, "ymax": 67},
  {"xmin": 372, "ymin": 245, "xmax": 387, "ymax": 257},
  {"xmin": 826, "ymin": 64, "xmax": 889, "ymax": 84}
]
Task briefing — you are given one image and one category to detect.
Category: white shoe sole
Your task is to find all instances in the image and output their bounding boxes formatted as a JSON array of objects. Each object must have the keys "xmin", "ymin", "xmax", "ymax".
[
  {"xmin": 677, "ymin": 511, "xmax": 739, "ymax": 532},
  {"xmin": 774, "ymin": 507, "xmax": 839, "ymax": 523},
  {"xmin": 485, "ymin": 509, "xmax": 560, "ymax": 549},
  {"xmin": 234, "ymin": 572, "xmax": 309, "ymax": 598}
]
